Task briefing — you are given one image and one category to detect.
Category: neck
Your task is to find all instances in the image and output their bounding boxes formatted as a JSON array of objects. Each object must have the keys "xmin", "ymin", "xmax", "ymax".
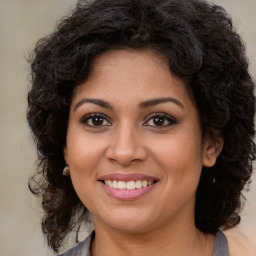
[{"xmin": 91, "ymin": 219, "xmax": 215, "ymax": 256}]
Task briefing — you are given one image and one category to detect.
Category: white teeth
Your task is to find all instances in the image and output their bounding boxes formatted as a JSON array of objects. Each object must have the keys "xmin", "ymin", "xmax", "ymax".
[
  {"xmin": 113, "ymin": 180, "xmax": 118, "ymax": 189},
  {"xmin": 127, "ymin": 181, "xmax": 135, "ymax": 190},
  {"xmin": 118, "ymin": 181, "xmax": 126, "ymax": 189},
  {"xmin": 135, "ymin": 180, "xmax": 142, "ymax": 189},
  {"xmin": 104, "ymin": 179, "xmax": 155, "ymax": 190}
]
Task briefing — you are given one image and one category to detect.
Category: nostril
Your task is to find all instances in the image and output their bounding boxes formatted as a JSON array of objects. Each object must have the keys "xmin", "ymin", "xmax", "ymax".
[{"xmin": 105, "ymin": 139, "xmax": 147, "ymax": 166}]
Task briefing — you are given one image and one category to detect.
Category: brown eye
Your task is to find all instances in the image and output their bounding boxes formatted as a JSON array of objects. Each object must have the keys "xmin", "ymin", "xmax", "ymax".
[
  {"xmin": 91, "ymin": 116, "xmax": 104, "ymax": 126},
  {"xmin": 153, "ymin": 117, "xmax": 165, "ymax": 126},
  {"xmin": 144, "ymin": 114, "xmax": 177, "ymax": 128},
  {"xmin": 81, "ymin": 114, "xmax": 111, "ymax": 127}
]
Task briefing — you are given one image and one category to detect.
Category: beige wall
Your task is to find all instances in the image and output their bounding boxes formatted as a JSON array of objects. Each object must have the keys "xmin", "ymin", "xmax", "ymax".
[{"xmin": 0, "ymin": 1, "xmax": 255, "ymax": 255}]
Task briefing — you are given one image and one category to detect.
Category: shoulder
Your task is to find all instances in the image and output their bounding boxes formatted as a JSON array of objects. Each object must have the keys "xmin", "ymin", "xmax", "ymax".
[
  {"xmin": 224, "ymin": 229, "xmax": 256, "ymax": 256},
  {"xmin": 58, "ymin": 232, "xmax": 94, "ymax": 256}
]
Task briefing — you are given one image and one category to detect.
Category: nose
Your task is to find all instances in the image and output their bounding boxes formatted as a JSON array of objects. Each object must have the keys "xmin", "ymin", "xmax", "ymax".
[{"xmin": 105, "ymin": 124, "xmax": 147, "ymax": 166}]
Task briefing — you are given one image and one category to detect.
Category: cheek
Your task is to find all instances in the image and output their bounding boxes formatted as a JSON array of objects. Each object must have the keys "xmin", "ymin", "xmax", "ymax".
[
  {"xmin": 151, "ymin": 133, "xmax": 203, "ymax": 165},
  {"xmin": 66, "ymin": 131, "xmax": 106, "ymax": 179},
  {"xmin": 66, "ymin": 135, "xmax": 105, "ymax": 208},
  {"xmin": 149, "ymin": 132, "xmax": 203, "ymax": 185}
]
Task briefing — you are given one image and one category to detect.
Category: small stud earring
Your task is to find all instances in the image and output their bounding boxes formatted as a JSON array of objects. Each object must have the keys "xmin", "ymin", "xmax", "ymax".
[
  {"xmin": 63, "ymin": 164, "xmax": 70, "ymax": 176},
  {"xmin": 212, "ymin": 178, "xmax": 216, "ymax": 184}
]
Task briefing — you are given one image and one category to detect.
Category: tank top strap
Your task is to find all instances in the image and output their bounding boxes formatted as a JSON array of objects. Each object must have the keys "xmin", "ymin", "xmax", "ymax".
[{"xmin": 213, "ymin": 230, "xmax": 230, "ymax": 256}]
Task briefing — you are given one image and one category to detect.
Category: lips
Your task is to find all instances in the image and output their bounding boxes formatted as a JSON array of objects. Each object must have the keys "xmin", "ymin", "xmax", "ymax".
[{"xmin": 98, "ymin": 173, "xmax": 159, "ymax": 200}]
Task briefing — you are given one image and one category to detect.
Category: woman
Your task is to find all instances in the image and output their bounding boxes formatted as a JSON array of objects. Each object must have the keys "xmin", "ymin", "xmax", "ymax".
[{"xmin": 27, "ymin": 0, "xmax": 255, "ymax": 255}]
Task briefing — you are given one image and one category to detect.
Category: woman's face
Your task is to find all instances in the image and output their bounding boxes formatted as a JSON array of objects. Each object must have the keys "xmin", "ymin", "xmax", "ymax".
[{"xmin": 64, "ymin": 49, "xmax": 217, "ymax": 233}]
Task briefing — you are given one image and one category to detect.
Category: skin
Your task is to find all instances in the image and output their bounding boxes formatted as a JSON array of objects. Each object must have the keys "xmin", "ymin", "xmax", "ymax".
[{"xmin": 64, "ymin": 48, "xmax": 220, "ymax": 256}]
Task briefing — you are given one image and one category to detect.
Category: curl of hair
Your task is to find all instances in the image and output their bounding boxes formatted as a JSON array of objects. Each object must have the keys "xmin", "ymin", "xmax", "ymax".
[{"xmin": 27, "ymin": 0, "xmax": 255, "ymax": 252}]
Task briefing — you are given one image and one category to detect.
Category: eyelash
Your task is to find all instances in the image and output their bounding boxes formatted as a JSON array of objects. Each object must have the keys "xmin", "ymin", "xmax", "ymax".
[
  {"xmin": 81, "ymin": 113, "xmax": 177, "ymax": 128},
  {"xmin": 144, "ymin": 113, "xmax": 178, "ymax": 128},
  {"xmin": 81, "ymin": 113, "xmax": 111, "ymax": 127}
]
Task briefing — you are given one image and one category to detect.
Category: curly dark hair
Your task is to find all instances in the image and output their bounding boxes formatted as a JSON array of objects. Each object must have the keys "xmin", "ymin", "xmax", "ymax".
[{"xmin": 27, "ymin": 0, "xmax": 255, "ymax": 253}]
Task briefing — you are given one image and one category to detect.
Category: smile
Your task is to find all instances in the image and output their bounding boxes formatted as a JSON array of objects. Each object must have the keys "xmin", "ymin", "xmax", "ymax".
[
  {"xmin": 99, "ymin": 173, "xmax": 159, "ymax": 200},
  {"xmin": 104, "ymin": 180, "xmax": 154, "ymax": 190}
]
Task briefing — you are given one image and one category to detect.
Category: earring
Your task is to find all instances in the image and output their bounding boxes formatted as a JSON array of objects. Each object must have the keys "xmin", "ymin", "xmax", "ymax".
[
  {"xmin": 63, "ymin": 164, "xmax": 70, "ymax": 176},
  {"xmin": 212, "ymin": 178, "xmax": 216, "ymax": 184}
]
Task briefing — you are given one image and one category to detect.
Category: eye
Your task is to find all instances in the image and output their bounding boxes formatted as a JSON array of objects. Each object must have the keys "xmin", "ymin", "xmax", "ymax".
[
  {"xmin": 144, "ymin": 113, "xmax": 177, "ymax": 128},
  {"xmin": 81, "ymin": 114, "xmax": 111, "ymax": 127}
]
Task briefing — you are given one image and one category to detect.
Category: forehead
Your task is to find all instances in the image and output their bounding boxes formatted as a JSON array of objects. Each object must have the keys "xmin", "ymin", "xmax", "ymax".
[{"xmin": 72, "ymin": 48, "xmax": 191, "ymax": 103}]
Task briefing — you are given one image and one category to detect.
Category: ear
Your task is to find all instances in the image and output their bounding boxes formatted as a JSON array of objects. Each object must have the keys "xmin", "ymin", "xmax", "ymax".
[
  {"xmin": 63, "ymin": 146, "xmax": 69, "ymax": 165},
  {"xmin": 202, "ymin": 135, "xmax": 224, "ymax": 167}
]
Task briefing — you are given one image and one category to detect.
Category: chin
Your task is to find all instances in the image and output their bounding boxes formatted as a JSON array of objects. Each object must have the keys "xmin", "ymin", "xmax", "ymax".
[{"xmin": 93, "ymin": 208, "xmax": 157, "ymax": 233}]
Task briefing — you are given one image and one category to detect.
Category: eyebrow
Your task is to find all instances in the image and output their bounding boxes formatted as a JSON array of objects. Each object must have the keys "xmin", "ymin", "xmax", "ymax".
[
  {"xmin": 73, "ymin": 98, "xmax": 113, "ymax": 112},
  {"xmin": 73, "ymin": 96, "xmax": 184, "ymax": 112},
  {"xmin": 139, "ymin": 97, "xmax": 184, "ymax": 109}
]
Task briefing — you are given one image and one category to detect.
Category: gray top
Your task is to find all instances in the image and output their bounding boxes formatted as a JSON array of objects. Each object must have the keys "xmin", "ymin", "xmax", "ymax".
[
  {"xmin": 213, "ymin": 230, "xmax": 230, "ymax": 256},
  {"xmin": 59, "ymin": 232, "xmax": 94, "ymax": 256},
  {"xmin": 59, "ymin": 230, "xmax": 229, "ymax": 256}
]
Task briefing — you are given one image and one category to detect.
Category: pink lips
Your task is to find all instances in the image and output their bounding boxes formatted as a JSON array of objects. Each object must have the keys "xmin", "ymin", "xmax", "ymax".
[{"xmin": 98, "ymin": 173, "xmax": 158, "ymax": 200}]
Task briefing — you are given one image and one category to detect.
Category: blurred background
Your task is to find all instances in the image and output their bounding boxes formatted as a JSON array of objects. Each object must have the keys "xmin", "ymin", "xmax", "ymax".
[{"xmin": 0, "ymin": 0, "xmax": 255, "ymax": 255}]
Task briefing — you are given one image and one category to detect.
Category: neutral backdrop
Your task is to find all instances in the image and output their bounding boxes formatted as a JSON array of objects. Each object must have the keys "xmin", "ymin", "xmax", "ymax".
[{"xmin": 0, "ymin": 0, "xmax": 255, "ymax": 255}]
